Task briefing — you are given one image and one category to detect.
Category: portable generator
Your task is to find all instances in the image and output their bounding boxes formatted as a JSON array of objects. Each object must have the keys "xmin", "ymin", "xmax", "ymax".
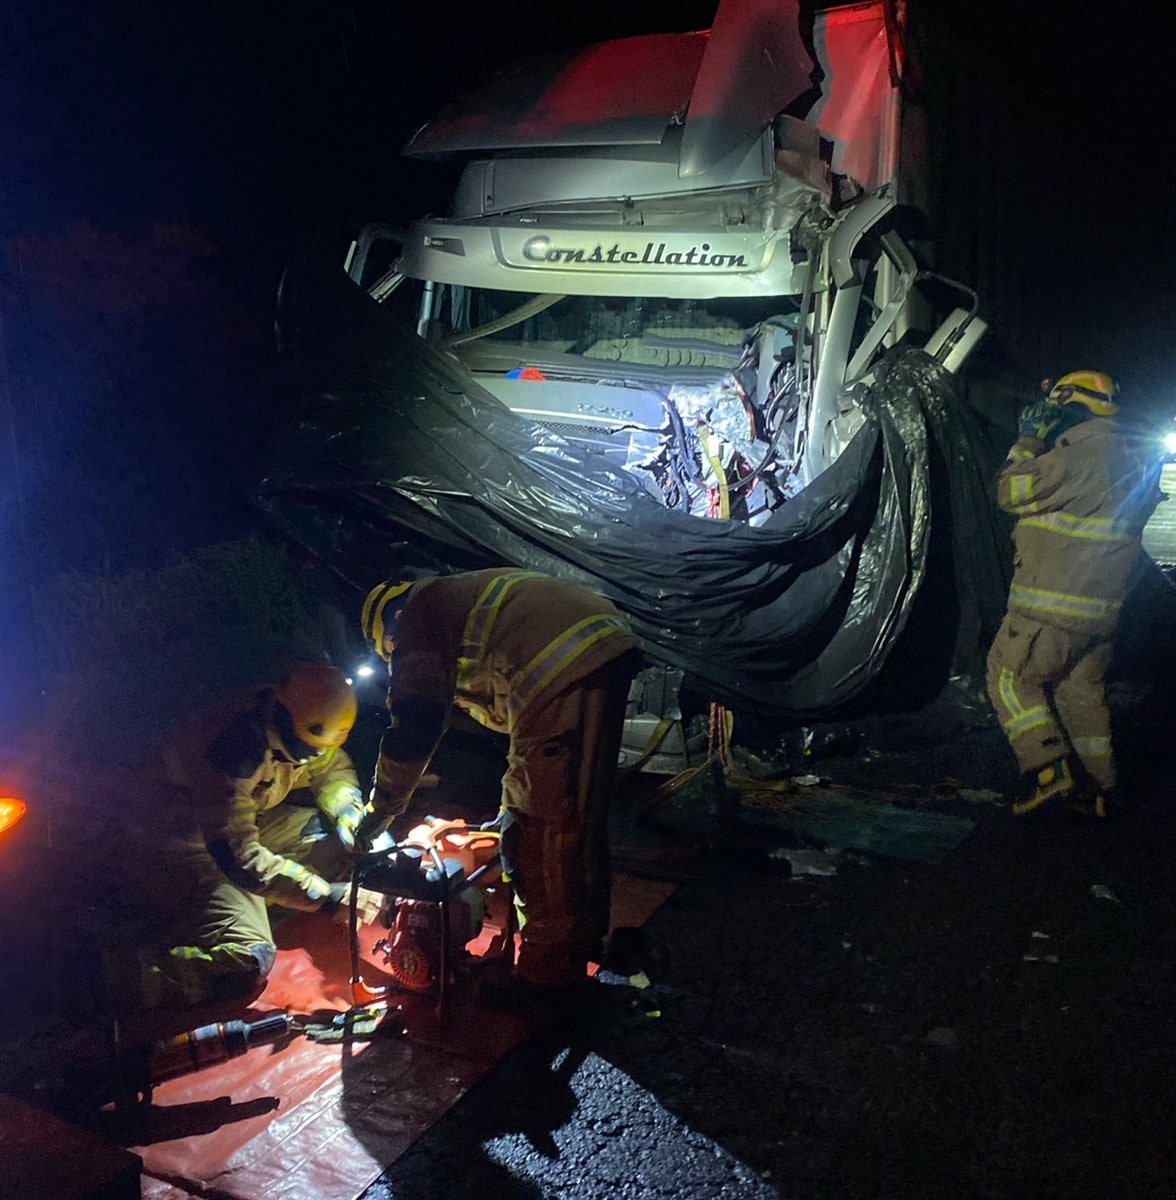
[{"xmin": 346, "ymin": 817, "xmax": 514, "ymax": 1018}]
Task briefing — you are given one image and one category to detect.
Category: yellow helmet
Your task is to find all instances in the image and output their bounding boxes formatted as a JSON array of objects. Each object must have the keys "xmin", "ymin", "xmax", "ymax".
[
  {"xmin": 272, "ymin": 663, "xmax": 357, "ymax": 756},
  {"xmin": 361, "ymin": 580, "xmax": 414, "ymax": 660},
  {"xmin": 1046, "ymin": 371, "xmax": 1119, "ymax": 416}
]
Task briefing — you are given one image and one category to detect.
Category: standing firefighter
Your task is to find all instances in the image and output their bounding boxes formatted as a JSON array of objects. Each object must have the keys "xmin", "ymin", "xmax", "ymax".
[
  {"xmin": 359, "ymin": 570, "xmax": 640, "ymax": 1005},
  {"xmin": 115, "ymin": 663, "xmax": 382, "ymax": 1008},
  {"xmin": 986, "ymin": 371, "xmax": 1156, "ymax": 818}
]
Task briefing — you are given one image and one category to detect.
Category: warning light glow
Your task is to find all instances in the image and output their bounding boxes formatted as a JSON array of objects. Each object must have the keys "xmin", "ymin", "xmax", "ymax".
[{"xmin": 0, "ymin": 797, "xmax": 27, "ymax": 838}]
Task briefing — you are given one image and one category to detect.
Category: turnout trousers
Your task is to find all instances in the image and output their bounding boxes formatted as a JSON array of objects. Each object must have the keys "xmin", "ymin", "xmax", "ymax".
[
  {"xmin": 986, "ymin": 613, "xmax": 1116, "ymax": 790},
  {"xmin": 499, "ymin": 653, "xmax": 637, "ymax": 988},
  {"xmin": 117, "ymin": 800, "xmax": 346, "ymax": 1007}
]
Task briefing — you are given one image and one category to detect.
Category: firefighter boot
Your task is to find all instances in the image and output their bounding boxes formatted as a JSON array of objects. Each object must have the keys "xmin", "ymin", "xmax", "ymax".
[
  {"xmin": 1066, "ymin": 777, "xmax": 1124, "ymax": 821},
  {"xmin": 1010, "ymin": 754, "xmax": 1081, "ymax": 818}
]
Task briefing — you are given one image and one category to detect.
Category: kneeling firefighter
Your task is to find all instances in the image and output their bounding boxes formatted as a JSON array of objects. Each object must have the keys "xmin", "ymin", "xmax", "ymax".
[
  {"xmin": 359, "ymin": 570, "xmax": 641, "ymax": 1003},
  {"xmin": 113, "ymin": 663, "xmax": 383, "ymax": 1008},
  {"xmin": 986, "ymin": 370, "xmax": 1159, "ymax": 818}
]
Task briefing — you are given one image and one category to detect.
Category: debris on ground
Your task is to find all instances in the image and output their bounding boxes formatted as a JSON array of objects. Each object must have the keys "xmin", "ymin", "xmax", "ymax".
[
  {"xmin": 783, "ymin": 787, "xmax": 975, "ymax": 863},
  {"xmin": 956, "ymin": 787, "xmax": 1005, "ymax": 805},
  {"xmin": 768, "ymin": 846, "xmax": 841, "ymax": 876}
]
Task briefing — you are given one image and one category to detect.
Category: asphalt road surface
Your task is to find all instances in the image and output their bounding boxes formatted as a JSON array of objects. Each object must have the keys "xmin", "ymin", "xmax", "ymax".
[
  {"xmin": 361, "ymin": 574, "xmax": 1176, "ymax": 1200},
  {"xmin": 4, "ymin": 573, "xmax": 1173, "ymax": 1200}
]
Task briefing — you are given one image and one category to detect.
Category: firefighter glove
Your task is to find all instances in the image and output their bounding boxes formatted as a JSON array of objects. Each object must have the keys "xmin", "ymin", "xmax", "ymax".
[
  {"xmin": 352, "ymin": 806, "xmax": 393, "ymax": 855},
  {"xmin": 333, "ymin": 796, "xmax": 373, "ymax": 851},
  {"xmin": 1017, "ymin": 399, "xmax": 1064, "ymax": 443},
  {"xmin": 323, "ymin": 881, "xmax": 385, "ymax": 926}
]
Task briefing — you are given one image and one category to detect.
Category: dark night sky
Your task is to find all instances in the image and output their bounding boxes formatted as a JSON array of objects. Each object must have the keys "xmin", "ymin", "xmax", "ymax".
[
  {"xmin": 3, "ymin": 1, "xmax": 720, "ymax": 255},
  {"xmin": 2, "ymin": 0, "xmax": 1175, "ymax": 578},
  {"xmin": 1, "ymin": 1, "xmax": 721, "ymax": 570}
]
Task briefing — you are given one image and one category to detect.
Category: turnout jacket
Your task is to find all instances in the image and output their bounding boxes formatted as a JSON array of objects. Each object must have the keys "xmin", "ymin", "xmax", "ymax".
[
  {"xmin": 374, "ymin": 569, "xmax": 637, "ymax": 812},
  {"xmin": 997, "ymin": 418, "xmax": 1153, "ymax": 636},
  {"xmin": 153, "ymin": 689, "xmax": 361, "ymax": 910}
]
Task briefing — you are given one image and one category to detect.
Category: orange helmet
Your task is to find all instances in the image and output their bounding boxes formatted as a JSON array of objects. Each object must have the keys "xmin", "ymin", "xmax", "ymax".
[
  {"xmin": 272, "ymin": 663, "xmax": 357, "ymax": 756},
  {"xmin": 1046, "ymin": 371, "xmax": 1119, "ymax": 417}
]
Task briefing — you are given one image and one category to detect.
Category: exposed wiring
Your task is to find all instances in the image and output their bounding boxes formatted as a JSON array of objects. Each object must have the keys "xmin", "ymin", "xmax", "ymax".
[{"xmin": 699, "ymin": 425, "xmax": 731, "ymax": 519}]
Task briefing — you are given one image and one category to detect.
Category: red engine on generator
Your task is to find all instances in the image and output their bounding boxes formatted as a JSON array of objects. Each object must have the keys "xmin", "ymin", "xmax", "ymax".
[
  {"xmin": 348, "ymin": 817, "xmax": 513, "ymax": 1014},
  {"xmin": 374, "ymin": 890, "xmax": 483, "ymax": 992}
]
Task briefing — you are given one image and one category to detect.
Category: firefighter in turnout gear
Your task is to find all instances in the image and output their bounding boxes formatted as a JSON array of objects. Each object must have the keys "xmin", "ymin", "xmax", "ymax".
[
  {"xmin": 986, "ymin": 371, "xmax": 1156, "ymax": 818},
  {"xmin": 360, "ymin": 570, "xmax": 640, "ymax": 1003},
  {"xmin": 114, "ymin": 663, "xmax": 383, "ymax": 1008}
]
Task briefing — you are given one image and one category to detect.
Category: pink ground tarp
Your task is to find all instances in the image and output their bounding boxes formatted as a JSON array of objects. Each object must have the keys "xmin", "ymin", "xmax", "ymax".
[{"xmin": 130, "ymin": 871, "xmax": 675, "ymax": 1200}]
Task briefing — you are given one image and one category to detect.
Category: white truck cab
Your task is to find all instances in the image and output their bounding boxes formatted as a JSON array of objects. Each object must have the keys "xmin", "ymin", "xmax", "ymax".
[{"xmin": 343, "ymin": 0, "xmax": 984, "ymax": 525}]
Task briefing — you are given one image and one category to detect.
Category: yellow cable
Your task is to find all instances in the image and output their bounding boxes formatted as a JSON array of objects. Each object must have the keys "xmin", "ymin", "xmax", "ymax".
[{"xmin": 699, "ymin": 425, "xmax": 731, "ymax": 520}]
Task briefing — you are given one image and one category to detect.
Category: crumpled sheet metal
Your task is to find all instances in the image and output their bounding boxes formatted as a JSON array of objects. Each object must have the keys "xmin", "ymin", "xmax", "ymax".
[{"xmin": 260, "ymin": 247, "xmax": 988, "ymax": 720}]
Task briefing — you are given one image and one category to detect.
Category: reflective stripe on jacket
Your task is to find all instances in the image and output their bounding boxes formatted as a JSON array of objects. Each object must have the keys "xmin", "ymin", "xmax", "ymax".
[
  {"xmin": 375, "ymin": 569, "xmax": 637, "ymax": 806},
  {"xmin": 997, "ymin": 420, "xmax": 1151, "ymax": 634},
  {"xmin": 456, "ymin": 571, "xmax": 632, "ymax": 723},
  {"xmin": 152, "ymin": 690, "xmax": 360, "ymax": 911}
]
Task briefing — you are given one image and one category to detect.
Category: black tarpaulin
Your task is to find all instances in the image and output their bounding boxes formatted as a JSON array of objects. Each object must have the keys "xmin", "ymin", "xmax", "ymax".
[{"xmin": 258, "ymin": 248, "xmax": 1007, "ymax": 720}]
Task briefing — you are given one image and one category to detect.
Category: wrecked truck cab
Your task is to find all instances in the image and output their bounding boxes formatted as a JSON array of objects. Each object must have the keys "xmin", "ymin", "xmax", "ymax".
[
  {"xmin": 346, "ymin": 0, "xmax": 984, "ymax": 521},
  {"xmin": 260, "ymin": 0, "xmax": 1000, "ymax": 743}
]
